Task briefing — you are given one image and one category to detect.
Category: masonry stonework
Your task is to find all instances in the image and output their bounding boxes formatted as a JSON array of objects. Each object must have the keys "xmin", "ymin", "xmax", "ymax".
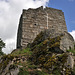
[{"xmin": 17, "ymin": 6, "xmax": 74, "ymax": 51}]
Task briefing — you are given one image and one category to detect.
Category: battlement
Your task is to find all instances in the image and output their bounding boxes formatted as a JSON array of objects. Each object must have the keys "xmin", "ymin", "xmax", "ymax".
[
  {"xmin": 17, "ymin": 6, "xmax": 67, "ymax": 48},
  {"xmin": 22, "ymin": 6, "xmax": 63, "ymax": 14}
]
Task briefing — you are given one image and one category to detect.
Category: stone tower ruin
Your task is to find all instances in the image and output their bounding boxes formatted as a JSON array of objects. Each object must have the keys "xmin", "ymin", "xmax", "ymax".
[{"xmin": 17, "ymin": 6, "xmax": 74, "ymax": 51}]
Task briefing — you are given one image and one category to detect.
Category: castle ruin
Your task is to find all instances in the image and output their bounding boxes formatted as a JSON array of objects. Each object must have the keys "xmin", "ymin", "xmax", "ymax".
[{"xmin": 17, "ymin": 6, "xmax": 74, "ymax": 52}]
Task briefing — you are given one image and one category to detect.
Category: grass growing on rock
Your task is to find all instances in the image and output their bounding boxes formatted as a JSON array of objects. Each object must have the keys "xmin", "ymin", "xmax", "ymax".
[
  {"xmin": 18, "ymin": 67, "xmax": 29, "ymax": 75},
  {"xmin": 72, "ymin": 65, "xmax": 75, "ymax": 75},
  {"xmin": 67, "ymin": 49, "xmax": 75, "ymax": 54},
  {"xmin": 11, "ymin": 48, "xmax": 32, "ymax": 56},
  {"xmin": 0, "ymin": 48, "xmax": 32, "ymax": 74},
  {"xmin": 0, "ymin": 54, "xmax": 14, "ymax": 73}
]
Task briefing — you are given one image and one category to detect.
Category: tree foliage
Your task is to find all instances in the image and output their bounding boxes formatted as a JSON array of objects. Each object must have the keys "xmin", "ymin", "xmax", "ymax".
[{"xmin": 0, "ymin": 38, "xmax": 5, "ymax": 55}]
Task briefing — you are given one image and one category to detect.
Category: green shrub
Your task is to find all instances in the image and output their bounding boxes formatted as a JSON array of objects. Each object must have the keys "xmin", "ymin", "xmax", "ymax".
[
  {"xmin": 11, "ymin": 48, "xmax": 32, "ymax": 56},
  {"xmin": 53, "ymin": 70, "xmax": 61, "ymax": 75},
  {"xmin": 35, "ymin": 70, "xmax": 48, "ymax": 75},
  {"xmin": 28, "ymin": 64, "xmax": 37, "ymax": 69},
  {"xmin": 72, "ymin": 65, "xmax": 75, "ymax": 75},
  {"xmin": 18, "ymin": 67, "xmax": 29, "ymax": 75},
  {"xmin": 67, "ymin": 49, "xmax": 75, "ymax": 54},
  {"xmin": 0, "ymin": 54, "xmax": 14, "ymax": 71},
  {"xmin": 0, "ymin": 38, "xmax": 5, "ymax": 56}
]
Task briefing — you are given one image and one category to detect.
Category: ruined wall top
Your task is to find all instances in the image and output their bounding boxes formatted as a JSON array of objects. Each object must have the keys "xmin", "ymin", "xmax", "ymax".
[{"xmin": 22, "ymin": 6, "xmax": 64, "ymax": 14}]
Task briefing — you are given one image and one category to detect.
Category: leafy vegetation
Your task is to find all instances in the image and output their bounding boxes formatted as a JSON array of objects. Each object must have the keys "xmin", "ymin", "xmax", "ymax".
[
  {"xmin": 72, "ymin": 65, "xmax": 75, "ymax": 75},
  {"xmin": 0, "ymin": 54, "xmax": 14, "ymax": 72},
  {"xmin": 52, "ymin": 69, "xmax": 61, "ymax": 75},
  {"xmin": 34, "ymin": 70, "xmax": 48, "ymax": 75},
  {"xmin": 18, "ymin": 67, "xmax": 29, "ymax": 75},
  {"xmin": 18, "ymin": 67, "xmax": 49, "ymax": 75},
  {"xmin": 67, "ymin": 49, "xmax": 75, "ymax": 54},
  {"xmin": 11, "ymin": 48, "xmax": 32, "ymax": 56},
  {"xmin": 0, "ymin": 38, "xmax": 5, "ymax": 55}
]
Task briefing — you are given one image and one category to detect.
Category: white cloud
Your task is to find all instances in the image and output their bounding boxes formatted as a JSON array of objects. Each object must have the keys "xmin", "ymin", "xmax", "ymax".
[
  {"xmin": 0, "ymin": 0, "xmax": 49, "ymax": 54},
  {"xmin": 2, "ymin": 37, "xmax": 16, "ymax": 54},
  {"xmin": 69, "ymin": 30, "xmax": 75, "ymax": 41}
]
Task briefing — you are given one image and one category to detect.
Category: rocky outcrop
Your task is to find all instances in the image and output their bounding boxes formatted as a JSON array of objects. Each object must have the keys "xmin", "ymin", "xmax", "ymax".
[
  {"xmin": 0, "ymin": 30, "xmax": 75, "ymax": 75},
  {"xmin": 29, "ymin": 29, "xmax": 74, "ymax": 52},
  {"xmin": 67, "ymin": 54, "xmax": 74, "ymax": 69},
  {"xmin": 29, "ymin": 30, "xmax": 75, "ymax": 73},
  {"xmin": 0, "ymin": 55, "xmax": 27, "ymax": 75}
]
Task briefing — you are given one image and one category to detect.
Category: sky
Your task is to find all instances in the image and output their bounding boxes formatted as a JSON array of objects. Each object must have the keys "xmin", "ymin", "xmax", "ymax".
[{"xmin": 0, "ymin": 0, "xmax": 75, "ymax": 54}]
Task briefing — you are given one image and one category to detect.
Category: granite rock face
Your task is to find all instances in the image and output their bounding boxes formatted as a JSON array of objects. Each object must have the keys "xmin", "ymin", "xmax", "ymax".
[
  {"xmin": 17, "ymin": 6, "xmax": 74, "ymax": 51},
  {"xmin": 67, "ymin": 54, "xmax": 74, "ymax": 69}
]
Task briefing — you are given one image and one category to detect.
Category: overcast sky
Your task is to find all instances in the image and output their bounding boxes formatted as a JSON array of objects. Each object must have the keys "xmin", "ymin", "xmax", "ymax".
[{"xmin": 0, "ymin": 0, "xmax": 75, "ymax": 54}]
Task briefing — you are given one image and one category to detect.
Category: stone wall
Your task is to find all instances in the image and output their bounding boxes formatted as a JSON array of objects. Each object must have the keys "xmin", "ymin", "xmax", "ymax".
[
  {"xmin": 17, "ymin": 6, "xmax": 68, "ymax": 48},
  {"xmin": 60, "ymin": 32, "xmax": 74, "ymax": 52}
]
